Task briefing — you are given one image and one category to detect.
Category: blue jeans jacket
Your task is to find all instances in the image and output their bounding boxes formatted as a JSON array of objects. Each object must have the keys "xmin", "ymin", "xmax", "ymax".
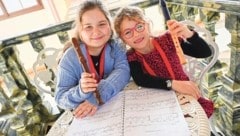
[{"xmin": 55, "ymin": 39, "xmax": 130, "ymax": 110}]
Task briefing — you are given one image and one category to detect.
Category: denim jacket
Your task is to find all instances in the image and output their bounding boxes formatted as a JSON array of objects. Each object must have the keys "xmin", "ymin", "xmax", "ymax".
[{"xmin": 55, "ymin": 39, "xmax": 130, "ymax": 110}]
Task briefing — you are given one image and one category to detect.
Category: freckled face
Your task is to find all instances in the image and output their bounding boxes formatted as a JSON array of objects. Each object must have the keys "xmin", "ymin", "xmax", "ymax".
[
  {"xmin": 80, "ymin": 8, "xmax": 111, "ymax": 49},
  {"xmin": 120, "ymin": 18, "xmax": 150, "ymax": 52}
]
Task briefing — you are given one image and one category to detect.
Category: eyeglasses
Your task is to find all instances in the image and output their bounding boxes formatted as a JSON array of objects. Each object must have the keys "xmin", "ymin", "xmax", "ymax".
[{"xmin": 121, "ymin": 23, "xmax": 145, "ymax": 39}]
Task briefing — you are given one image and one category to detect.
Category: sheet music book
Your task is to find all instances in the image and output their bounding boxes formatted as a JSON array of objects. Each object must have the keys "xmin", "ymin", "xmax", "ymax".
[{"xmin": 66, "ymin": 88, "xmax": 190, "ymax": 136}]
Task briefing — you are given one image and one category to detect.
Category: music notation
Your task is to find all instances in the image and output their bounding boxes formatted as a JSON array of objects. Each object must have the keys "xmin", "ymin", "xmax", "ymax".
[{"xmin": 66, "ymin": 88, "xmax": 190, "ymax": 136}]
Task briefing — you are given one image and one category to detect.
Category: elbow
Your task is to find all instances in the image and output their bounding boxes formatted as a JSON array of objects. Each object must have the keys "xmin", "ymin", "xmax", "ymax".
[
  {"xmin": 54, "ymin": 93, "xmax": 66, "ymax": 110},
  {"xmin": 207, "ymin": 46, "xmax": 213, "ymax": 57},
  {"xmin": 195, "ymin": 47, "xmax": 212, "ymax": 58},
  {"xmin": 54, "ymin": 92, "xmax": 61, "ymax": 106},
  {"xmin": 54, "ymin": 90, "xmax": 73, "ymax": 110},
  {"xmin": 204, "ymin": 48, "xmax": 212, "ymax": 57},
  {"xmin": 204, "ymin": 43, "xmax": 214, "ymax": 57},
  {"xmin": 134, "ymin": 79, "xmax": 145, "ymax": 87}
]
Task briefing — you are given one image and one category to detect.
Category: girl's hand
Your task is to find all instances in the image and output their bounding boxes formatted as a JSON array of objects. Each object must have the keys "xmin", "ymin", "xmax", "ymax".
[
  {"xmin": 73, "ymin": 100, "xmax": 97, "ymax": 119},
  {"xmin": 172, "ymin": 80, "xmax": 201, "ymax": 99},
  {"xmin": 167, "ymin": 20, "xmax": 194, "ymax": 39},
  {"xmin": 80, "ymin": 72, "xmax": 98, "ymax": 93}
]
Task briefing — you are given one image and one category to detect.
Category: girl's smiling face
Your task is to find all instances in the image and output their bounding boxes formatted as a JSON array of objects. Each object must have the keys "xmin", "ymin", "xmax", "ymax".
[
  {"xmin": 79, "ymin": 8, "xmax": 111, "ymax": 50},
  {"xmin": 120, "ymin": 17, "xmax": 151, "ymax": 53}
]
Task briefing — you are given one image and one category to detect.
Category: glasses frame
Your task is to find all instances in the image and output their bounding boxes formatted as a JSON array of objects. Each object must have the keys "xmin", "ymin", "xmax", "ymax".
[{"xmin": 121, "ymin": 23, "xmax": 145, "ymax": 39}]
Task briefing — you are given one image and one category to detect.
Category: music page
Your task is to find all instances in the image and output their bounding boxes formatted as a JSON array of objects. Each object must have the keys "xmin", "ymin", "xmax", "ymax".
[{"xmin": 66, "ymin": 89, "xmax": 190, "ymax": 136}]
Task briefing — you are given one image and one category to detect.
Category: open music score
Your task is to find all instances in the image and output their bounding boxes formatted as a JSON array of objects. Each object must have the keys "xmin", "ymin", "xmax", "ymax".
[{"xmin": 67, "ymin": 88, "xmax": 190, "ymax": 136}]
